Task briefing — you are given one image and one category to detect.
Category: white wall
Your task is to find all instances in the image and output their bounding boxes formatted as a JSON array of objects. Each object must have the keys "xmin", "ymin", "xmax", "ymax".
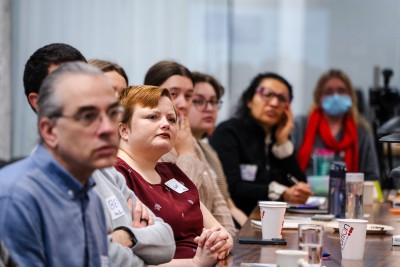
[
  {"xmin": 0, "ymin": 0, "xmax": 11, "ymax": 160},
  {"xmin": 9, "ymin": 0, "xmax": 400, "ymax": 157},
  {"xmin": 230, "ymin": 0, "xmax": 400, "ymax": 117},
  {"xmin": 10, "ymin": 0, "xmax": 229, "ymax": 157}
]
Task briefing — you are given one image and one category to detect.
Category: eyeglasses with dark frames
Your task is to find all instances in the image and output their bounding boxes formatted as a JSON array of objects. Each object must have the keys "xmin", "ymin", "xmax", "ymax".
[
  {"xmin": 256, "ymin": 87, "xmax": 290, "ymax": 105},
  {"xmin": 192, "ymin": 96, "xmax": 223, "ymax": 111}
]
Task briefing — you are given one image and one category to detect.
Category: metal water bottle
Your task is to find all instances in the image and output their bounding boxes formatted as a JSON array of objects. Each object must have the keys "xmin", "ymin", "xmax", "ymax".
[{"xmin": 328, "ymin": 161, "xmax": 347, "ymax": 218}]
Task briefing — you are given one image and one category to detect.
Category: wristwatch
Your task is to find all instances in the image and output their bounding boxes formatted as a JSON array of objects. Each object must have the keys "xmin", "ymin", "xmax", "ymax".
[{"xmin": 114, "ymin": 226, "xmax": 137, "ymax": 248}]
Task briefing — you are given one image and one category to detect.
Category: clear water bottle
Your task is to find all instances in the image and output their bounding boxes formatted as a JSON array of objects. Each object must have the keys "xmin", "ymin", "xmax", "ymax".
[
  {"xmin": 345, "ymin": 173, "xmax": 364, "ymax": 219},
  {"xmin": 328, "ymin": 161, "xmax": 347, "ymax": 218}
]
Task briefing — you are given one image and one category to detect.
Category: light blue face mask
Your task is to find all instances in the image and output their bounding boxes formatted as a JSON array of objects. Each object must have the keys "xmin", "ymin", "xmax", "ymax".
[{"xmin": 321, "ymin": 94, "xmax": 352, "ymax": 116}]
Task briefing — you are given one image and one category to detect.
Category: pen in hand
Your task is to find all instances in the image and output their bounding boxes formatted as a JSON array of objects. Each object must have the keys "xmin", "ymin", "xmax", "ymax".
[
  {"xmin": 287, "ymin": 174, "xmax": 313, "ymax": 199},
  {"xmin": 287, "ymin": 174, "xmax": 299, "ymax": 185}
]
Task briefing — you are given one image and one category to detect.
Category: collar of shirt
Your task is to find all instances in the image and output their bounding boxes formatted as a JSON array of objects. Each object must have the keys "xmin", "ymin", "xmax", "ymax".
[{"xmin": 32, "ymin": 144, "xmax": 96, "ymax": 200}]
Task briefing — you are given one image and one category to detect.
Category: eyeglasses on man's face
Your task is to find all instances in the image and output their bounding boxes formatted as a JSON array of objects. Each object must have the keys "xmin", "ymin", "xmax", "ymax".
[
  {"xmin": 256, "ymin": 87, "xmax": 290, "ymax": 106},
  {"xmin": 192, "ymin": 96, "xmax": 222, "ymax": 111},
  {"xmin": 52, "ymin": 105, "xmax": 124, "ymax": 130}
]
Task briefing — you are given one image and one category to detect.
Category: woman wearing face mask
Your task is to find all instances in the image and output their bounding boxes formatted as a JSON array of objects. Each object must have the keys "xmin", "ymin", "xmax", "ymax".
[
  {"xmin": 144, "ymin": 61, "xmax": 236, "ymax": 237},
  {"xmin": 293, "ymin": 69, "xmax": 379, "ymax": 180},
  {"xmin": 210, "ymin": 72, "xmax": 312, "ymax": 216}
]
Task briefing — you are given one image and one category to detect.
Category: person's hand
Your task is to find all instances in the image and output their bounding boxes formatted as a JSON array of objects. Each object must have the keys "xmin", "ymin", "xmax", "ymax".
[
  {"xmin": 210, "ymin": 228, "xmax": 233, "ymax": 260},
  {"xmin": 194, "ymin": 226, "xmax": 221, "ymax": 249},
  {"xmin": 193, "ymin": 227, "xmax": 225, "ymax": 267},
  {"xmin": 128, "ymin": 199, "xmax": 154, "ymax": 228},
  {"xmin": 110, "ymin": 229, "xmax": 133, "ymax": 247},
  {"xmin": 214, "ymin": 253, "xmax": 233, "ymax": 267},
  {"xmin": 275, "ymin": 106, "xmax": 294, "ymax": 145},
  {"xmin": 192, "ymin": 245, "xmax": 219, "ymax": 267},
  {"xmin": 283, "ymin": 182, "xmax": 313, "ymax": 203},
  {"xmin": 174, "ymin": 113, "xmax": 196, "ymax": 156},
  {"xmin": 195, "ymin": 227, "xmax": 233, "ymax": 260}
]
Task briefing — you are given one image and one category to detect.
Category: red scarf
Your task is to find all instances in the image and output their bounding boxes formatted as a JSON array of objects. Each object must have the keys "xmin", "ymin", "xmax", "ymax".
[{"xmin": 297, "ymin": 109, "xmax": 358, "ymax": 172}]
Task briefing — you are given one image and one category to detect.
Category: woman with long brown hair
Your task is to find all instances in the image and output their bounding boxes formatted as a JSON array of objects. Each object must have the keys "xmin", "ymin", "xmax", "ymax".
[
  {"xmin": 143, "ymin": 61, "xmax": 236, "ymax": 236},
  {"xmin": 294, "ymin": 69, "xmax": 379, "ymax": 180}
]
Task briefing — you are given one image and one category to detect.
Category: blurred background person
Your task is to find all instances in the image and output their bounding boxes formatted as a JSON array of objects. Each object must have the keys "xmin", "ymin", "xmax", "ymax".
[
  {"xmin": 293, "ymin": 69, "xmax": 379, "ymax": 181},
  {"xmin": 115, "ymin": 85, "xmax": 233, "ymax": 266},
  {"xmin": 188, "ymin": 71, "xmax": 248, "ymax": 227},
  {"xmin": 23, "ymin": 43, "xmax": 86, "ymax": 112},
  {"xmin": 210, "ymin": 72, "xmax": 312, "ymax": 215},
  {"xmin": 144, "ymin": 61, "xmax": 236, "ymax": 236},
  {"xmin": 89, "ymin": 59, "xmax": 129, "ymax": 96}
]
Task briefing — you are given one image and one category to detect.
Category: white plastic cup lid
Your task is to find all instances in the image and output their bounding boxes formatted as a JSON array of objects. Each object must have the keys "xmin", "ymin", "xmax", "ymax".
[
  {"xmin": 258, "ymin": 201, "xmax": 287, "ymax": 208},
  {"xmin": 338, "ymin": 219, "xmax": 368, "ymax": 224},
  {"xmin": 346, "ymin": 172, "xmax": 364, "ymax": 183},
  {"xmin": 276, "ymin": 249, "xmax": 308, "ymax": 256}
]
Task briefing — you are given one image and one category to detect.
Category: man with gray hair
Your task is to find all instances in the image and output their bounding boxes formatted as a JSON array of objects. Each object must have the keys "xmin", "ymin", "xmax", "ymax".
[
  {"xmin": 19, "ymin": 43, "xmax": 176, "ymax": 266},
  {"xmin": 0, "ymin": 62, "xmax": 114, "ymax": 266}
]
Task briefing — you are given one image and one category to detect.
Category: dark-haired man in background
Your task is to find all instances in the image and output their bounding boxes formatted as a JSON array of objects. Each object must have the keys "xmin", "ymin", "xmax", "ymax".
[{"xmin": 23, "ymin": 43, "xmax": 86, "ymax": 111}]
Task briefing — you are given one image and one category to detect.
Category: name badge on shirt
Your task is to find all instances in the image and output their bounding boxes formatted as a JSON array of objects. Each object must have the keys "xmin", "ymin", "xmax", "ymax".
[
  {"xmin": 165, "ymin": 178, "xmax": 189, "ymax": 194},
  {"xmin": 240, "ymin": 164, "xmax": 258, "ymax": 181},
  {"xmin": 105, "ymin": 195, "xmax": 125, "ymax": 220},
  {"xmin": 101, "ymin": 256, "xmax": 109, "ymax": 267}
]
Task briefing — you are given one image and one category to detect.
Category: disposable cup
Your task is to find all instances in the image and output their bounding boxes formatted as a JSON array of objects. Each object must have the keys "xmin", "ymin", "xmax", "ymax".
[
  {"xmin": 276, "ymin": 250, "xmax": 309, "ymax": 267},
  {"xmin": 298, "ymin": 224, "xmax": 323, "ymax": 266},
  {"xmin": 363, "ymin": 181, "xmax": 375, "ymax": 206},
  {"xmin": 259, "ymin": 201, "xmax": 287, "ymax": 239},
  {"xmin": 338, "ymin": 219, "xmax": 368, "ymax": 260},
  {"xmin": 341, "ymin": 259, "xmax": 365, "ymax": 267}
]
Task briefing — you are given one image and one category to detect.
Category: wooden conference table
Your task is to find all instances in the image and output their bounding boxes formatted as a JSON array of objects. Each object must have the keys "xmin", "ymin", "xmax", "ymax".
[{"xmin": 228, "ymin": 202, "xmax": 400, "ymax": 267}]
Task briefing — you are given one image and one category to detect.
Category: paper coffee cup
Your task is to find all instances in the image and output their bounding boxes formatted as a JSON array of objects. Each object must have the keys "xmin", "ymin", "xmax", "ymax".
[
  {"xmin": 363, "ymin": 181, "xmax": 375, "ymax": 206},
  {"xmin": 259, "ymin": 201, "xmax": 287, "ymax": 239},
  {"xmin": 276, "ymin": 250, "xmax": 309, "ymax": 267},
  {"xmin": 338, "ymin": 219, "xmax": 368, "ymax": 260},
  {"xmin": 341, "ymin": 259, "xmax": 365, "ymax": 267}
]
